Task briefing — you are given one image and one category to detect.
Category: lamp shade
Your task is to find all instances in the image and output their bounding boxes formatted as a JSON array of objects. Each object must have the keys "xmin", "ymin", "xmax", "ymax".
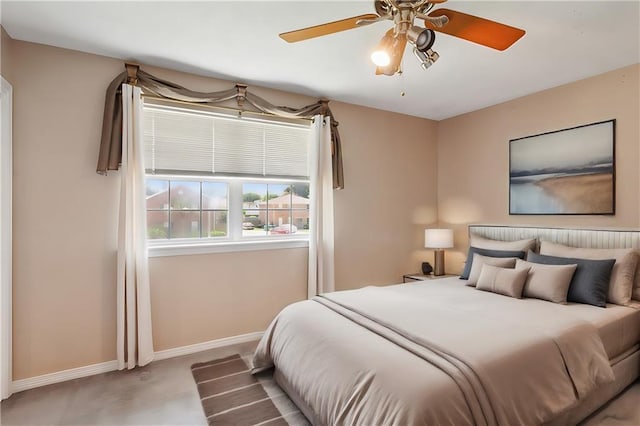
[{"xmin": 425, "ymin": 229, "xmax": 454, "ymax": 249}]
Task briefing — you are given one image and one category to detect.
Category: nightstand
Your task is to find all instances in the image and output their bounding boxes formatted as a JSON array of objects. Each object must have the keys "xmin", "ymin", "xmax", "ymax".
[{"xmin": 402, "ymin": 273, "xmax": 458, "ymax": 283}]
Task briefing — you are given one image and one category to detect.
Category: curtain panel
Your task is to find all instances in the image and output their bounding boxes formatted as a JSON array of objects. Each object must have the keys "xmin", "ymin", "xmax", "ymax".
[
  {"xmin": 308, "ymin": 116, "xmax": 336, "ymax": 297},
  {"xmin": 117, "ymin": 84, "xmax": 154, "ymax": 370},
  {"xmin": 97, "ymin": 64, "xmax": 344, "ymax": 189}
]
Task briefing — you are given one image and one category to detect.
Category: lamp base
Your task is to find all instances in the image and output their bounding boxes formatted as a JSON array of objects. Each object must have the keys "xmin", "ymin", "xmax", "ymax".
[{"xmin": 434, "ymin": 249, "xmax": 446, "ymax": 276}]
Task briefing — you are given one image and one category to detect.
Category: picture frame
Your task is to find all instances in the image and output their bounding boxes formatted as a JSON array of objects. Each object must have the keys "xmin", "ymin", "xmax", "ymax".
[{"xmin": 509, "ymin": 119, "xmax": 615, "ymax": 215}]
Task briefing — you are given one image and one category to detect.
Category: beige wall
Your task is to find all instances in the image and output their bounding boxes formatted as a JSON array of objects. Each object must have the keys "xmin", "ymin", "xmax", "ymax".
[
  {"xmin": 6, "ymin": 37, "xmax": 438, "ymax": 379},
  {"xmin": 9, "ymin": 40, "xmax": 122, "ymax": 379},
  {"xmin": 331, "ymin": 102, "xmax": 438, "ymax": 290},
  {"xmin": 437, "ymin": 64, "xmax": 640, "ymax": 274},
  {"xmin": 150, "ymin": 249, "xmax": 307, "ymax": 351}
]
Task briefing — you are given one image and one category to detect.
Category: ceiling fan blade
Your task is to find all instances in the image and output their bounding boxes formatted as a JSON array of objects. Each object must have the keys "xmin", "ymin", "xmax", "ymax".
[
  {"xmin": 426, "ymin": 8, "xmax": 525, "ymax": 51},
  {"xmin": 280, "ymin": 14, "xmax": 380, "ymax": 43}
]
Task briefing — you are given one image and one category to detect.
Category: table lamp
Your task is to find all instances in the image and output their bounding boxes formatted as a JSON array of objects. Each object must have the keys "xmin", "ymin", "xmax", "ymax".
[{"xmin": 425, "ymin": 229, "xmax": 454, "ymax": 276}]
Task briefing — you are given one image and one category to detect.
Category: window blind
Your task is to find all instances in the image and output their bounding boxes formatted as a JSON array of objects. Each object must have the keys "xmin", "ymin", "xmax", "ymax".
[{"xmin": 143, "ymin": 106, "xmax": 311, "ymax": 179}]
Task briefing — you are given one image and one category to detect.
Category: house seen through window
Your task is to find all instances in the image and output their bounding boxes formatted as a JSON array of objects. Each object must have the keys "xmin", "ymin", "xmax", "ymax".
[
  {"xmin": 241, "ymin": 182, "xmax": 310, "ymax": 237},
  {"xmin": 143, "ymin": 101, "xmax": 311, "ymax": 244}
]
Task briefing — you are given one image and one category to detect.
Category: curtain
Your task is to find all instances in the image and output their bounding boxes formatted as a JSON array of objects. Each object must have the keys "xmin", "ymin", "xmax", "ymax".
[
  {"xmin": 97, "ymin": 64, "xmax": 344, "ymax": 189},
  {"xmin": 117, "ymin": 84, "xmax": 154, "ymax": 370},
  {"xmin": 308, "ymin": 116, "xmax": 336, "ymax": 297}
]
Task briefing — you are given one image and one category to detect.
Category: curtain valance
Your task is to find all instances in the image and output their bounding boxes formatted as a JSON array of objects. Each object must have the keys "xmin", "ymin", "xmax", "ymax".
[{"xmin": 97, "ymin": 63, "xmax": 344, "ymax": 189}]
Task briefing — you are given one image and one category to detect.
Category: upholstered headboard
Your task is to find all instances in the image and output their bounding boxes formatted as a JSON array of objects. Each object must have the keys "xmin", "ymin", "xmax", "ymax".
[
  {"xmin": 468, "ymin": 225, "xmax": 640, "ymax": 251},
  {"xmin": 468, "ymin": 224, "xmax": 640, "ymax": 303}
]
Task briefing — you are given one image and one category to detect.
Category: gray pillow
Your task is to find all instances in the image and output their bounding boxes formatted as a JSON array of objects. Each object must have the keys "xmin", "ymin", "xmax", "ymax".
[
  {"xmin": 527, "ymin": 251, "xmax": 615, "ymax": 308},
  {"xmin": 461, "ymin": 247, "xmax": 526, "ymax": 280}
]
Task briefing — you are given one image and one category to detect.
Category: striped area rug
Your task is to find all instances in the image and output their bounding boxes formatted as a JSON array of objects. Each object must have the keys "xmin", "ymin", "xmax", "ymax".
[{"xmin": 191, "ymin": 354, "xmax": 289, "ymax": 425}]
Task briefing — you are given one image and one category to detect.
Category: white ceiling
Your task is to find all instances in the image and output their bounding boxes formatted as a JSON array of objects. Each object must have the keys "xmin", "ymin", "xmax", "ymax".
[{"xmin": 1, "ymin": 1, "xmax": 639, "ymax": 120}]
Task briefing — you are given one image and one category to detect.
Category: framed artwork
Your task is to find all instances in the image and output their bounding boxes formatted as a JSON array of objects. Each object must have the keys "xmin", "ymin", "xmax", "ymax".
[{"xmin": 509, "ymin": 119, "xmax": 615, "ymax": 215}]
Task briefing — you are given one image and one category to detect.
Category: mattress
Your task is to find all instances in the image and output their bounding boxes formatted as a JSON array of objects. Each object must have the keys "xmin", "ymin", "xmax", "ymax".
[
  {"xmin": 559, "ymin": 301, "xmax": 640, "ymax": 360},
  {"xmin": 254, "ymin": 278, "xmax": 620, "ymax": 425}
]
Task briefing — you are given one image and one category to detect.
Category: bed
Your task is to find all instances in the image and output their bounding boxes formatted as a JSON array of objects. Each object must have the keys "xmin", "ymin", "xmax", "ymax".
[{"xmin": 253, "ymin": 225, "xmax": 640, "ymax": 425}]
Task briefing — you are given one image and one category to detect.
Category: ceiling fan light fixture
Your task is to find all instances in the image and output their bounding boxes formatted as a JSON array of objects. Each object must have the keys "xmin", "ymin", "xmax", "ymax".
[
  {"xmin": 371, "ymin": 50, "xmax": 391, "ymax": 67},
  {"xmin": 413, "ymin": 47, "xmax": 439, "ymax": 70},
  {"xmin": 371, "ymin": 31, "xmax": 394, "ymax": 67},
  {"xmin": 407, "ymin": 27, "xmax": 435, "ymax": 52}
]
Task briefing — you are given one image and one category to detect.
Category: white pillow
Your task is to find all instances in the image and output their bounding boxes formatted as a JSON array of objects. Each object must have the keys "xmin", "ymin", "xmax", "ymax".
[
  {"xmin": 540, "ymin": 241, "xmax": 639, "ymax": 305},
  {"xmin": 466, "ymin": 253, "xmax": 518, "ymax": 286},
  {"xmin": 516, "ymin": 259, "xmax": 577, "ymax": 304}
]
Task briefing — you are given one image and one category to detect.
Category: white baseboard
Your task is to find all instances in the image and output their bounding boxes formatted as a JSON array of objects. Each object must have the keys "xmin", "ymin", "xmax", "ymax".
[
  {"xmin": 11, "ymin": 360, "xmax": 119, "ymax": 394},
  {"xmin": 11, "ymin": 331, "xmax": 264, "ymax": 394},
  {"xmin": 153, "ymin": 331, "xmax": 264, "ymax": 361}
]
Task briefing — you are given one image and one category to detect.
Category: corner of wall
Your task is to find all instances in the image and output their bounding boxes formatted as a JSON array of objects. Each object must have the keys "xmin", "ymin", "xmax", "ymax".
[{"xmin": 1, "ymin": 25, "xmax": 14, "ymax": 83}]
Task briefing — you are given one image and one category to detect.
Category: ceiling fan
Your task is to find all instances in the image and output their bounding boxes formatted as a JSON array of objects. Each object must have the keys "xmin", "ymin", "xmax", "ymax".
[{"xmin": 279, "ymin": 0, "xmax": 525, "ymax": 76}]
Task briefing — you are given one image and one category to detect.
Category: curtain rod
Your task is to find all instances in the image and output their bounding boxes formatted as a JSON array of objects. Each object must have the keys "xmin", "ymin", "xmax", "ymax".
[{"xmin": 140, "ymin": 93, "xmax": 313, "ymax": 124}]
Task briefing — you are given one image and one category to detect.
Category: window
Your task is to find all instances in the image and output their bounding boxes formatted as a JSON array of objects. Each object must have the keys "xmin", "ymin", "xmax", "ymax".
[
  {"xmin": 142, "ymin": 101, "xmax": 312, "ymax": 253},
  {"xmin": 146, "ymin": 179, "xmax": 228, "ymax": 240},
  {"xmin": 241, "ymin": 182, "xmax": 310, "ymax": 237}
]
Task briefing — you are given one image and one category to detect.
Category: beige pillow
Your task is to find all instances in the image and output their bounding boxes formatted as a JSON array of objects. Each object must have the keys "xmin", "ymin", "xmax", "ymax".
[
  {"xmin": 470, "ymin": 235, "xmax": 537, "ymax": 253},
  {"xmin": 516, "ymin": 259, "xmax": 577, "ymax": 304},
  {"xmin": 466, "ymin": 253, "xmax": 518, "ymax": 286},
  {"xmin": 476, "ymin": 264, "xmax": 530, "ymax": 298},
  {"xmin": 540, "ymin": 241, "xmax": 639, "ymax": 305}
]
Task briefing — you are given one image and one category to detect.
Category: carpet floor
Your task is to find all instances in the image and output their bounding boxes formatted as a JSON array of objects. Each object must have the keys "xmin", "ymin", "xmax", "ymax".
[{"xmin": 1, "ymin": 339, "xmax": 638, "ymax": 425}]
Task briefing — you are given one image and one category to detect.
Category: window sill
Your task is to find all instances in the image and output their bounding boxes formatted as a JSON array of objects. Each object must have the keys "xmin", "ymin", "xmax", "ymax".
[{"xmin": 148, "ymin": 238, "xmax": 309, "ymax": 257}]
